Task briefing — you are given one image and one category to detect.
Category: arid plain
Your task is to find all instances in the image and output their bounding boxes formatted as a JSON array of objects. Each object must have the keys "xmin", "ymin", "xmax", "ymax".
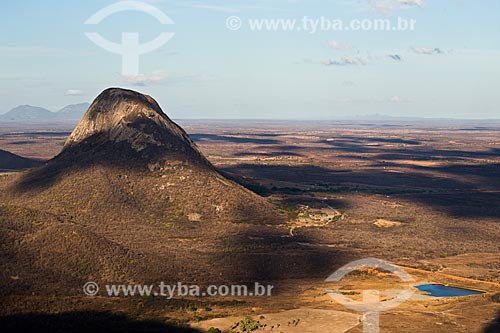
[{"xmin": 1, "ymin": 119, "xmax": 499, "ymax": 333}]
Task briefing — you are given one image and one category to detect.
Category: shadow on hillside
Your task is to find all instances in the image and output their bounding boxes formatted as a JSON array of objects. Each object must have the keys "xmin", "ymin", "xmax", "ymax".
[
  {"xmin": 483, "ymin": 310, "xmax": 500, "ymax": 333},
  {"xmin": 211, "ymin": 224, "xmax": 357, "ymax": 283},
  {"xmin": 0, "ymin": 311, "xmax": 201, "ymax": 333},
  {"xmin": 10, "ymin": 129, "xmax": 212, "ymax": 193},
  {"xmin": 0, "ymin": 149, "xmax": 42, "ymax": 171}
]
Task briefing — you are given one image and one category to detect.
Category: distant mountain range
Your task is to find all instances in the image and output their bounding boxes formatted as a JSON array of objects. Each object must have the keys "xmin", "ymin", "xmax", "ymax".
[{"xmin": 0, "ymin": 103, "xmax": 90, "ymax": 122}]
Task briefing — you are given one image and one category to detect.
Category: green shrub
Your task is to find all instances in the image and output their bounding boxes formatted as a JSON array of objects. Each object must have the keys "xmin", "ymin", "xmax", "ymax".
[{"xmin": 230, "ymin": 317, "xmax": 263, "ymax": 332}]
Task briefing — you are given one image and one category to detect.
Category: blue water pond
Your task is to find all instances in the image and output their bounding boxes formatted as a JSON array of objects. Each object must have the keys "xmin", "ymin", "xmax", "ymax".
[{"xmin": 416, "ymin": 284, "xmax": 485, "ymax": 297}]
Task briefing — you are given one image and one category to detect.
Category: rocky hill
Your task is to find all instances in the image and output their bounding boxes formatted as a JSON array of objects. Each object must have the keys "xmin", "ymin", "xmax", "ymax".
[
  {"xmin": 6, "ymin": 88, "xmax": 282, "ymax": 224},
  {"xmin": 0, "ymin": 88, "xmax": 285, "ymax": 295}
]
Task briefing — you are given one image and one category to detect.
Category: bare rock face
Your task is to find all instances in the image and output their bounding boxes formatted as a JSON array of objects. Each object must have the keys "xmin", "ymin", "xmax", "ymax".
[{"xmin": 61, "ymin": 88, "xmax": 210, "ymax": 167}]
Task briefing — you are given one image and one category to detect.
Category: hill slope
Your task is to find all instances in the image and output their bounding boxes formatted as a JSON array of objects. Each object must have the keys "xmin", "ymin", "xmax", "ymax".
[
  {"xmin": 6, "ymin": 88, "xmax": 282, "ymax": 224},
  {"xmin": 0, "ymin": 88, "xmax": 285, "ymax": 295}
]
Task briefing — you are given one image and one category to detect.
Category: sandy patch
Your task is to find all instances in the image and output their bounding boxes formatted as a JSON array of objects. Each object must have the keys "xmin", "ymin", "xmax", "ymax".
[
  {"xmin": 193, "ymin": 308, "xmax": 360, "ymax": 333},
  {"xmin": 392, "ymin": 160, "xmax": 442, "ymax": 167},
  {"xmin": 374, "ymin": 219, "xmax": 403, "ymax": 228}
]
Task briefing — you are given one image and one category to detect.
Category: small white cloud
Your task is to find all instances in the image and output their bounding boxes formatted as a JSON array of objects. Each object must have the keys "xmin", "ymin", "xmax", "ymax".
[
  {"xmin": 64, "ymin": 89, "xmax": 84, "ymax": 96},
  {"xmin": 125, "ymin": 71, "xmax": 167, "ymax": 86},
  {"xmin": 364, "ymin": 0, "xmax": 425, "ymax": 15},
  {"xmin": 328, "ymin": 40, "xmax": 340, "ymax": 49},
  {"xmin": 388, "ymin": 95, "xmax": 412, "ymax": 103},
  {"xmin": 411, "ymin": 47, "xmax": 444, "ymax": 55},
  {"xmin": 398, "ymin": 0, "xmax": 425, "ymax": 6},
  {"xmin": 323, "ymin": 57, "xmax": 366, "ymax": 66},
  {"xmin": 328, "ymin": 40, "xmax": 351, "ymax": 50}
]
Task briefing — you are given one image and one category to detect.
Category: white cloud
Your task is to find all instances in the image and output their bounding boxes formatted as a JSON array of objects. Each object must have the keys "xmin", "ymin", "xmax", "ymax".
[
  {"xmin": 64, "ymin": 89, "xmax": 84, "ymax": 96},
  {"xmin": 398, "ymin": 0, "xmax": 425, "ymax": 6},
  {"xmin": 411, "ymin": 47, "xmax": 444, "ymax": 55},
  {"xmin": 328, "ymin": 40, "xmax": 351, "ymax": 50},
  {"xmin": 323, "ymin": 57, "xmax": 366, "ymax": 66},
  {"xmin": 364, "ymin": 0, "xmax": 425, "ymax": 15},
  {"xmin": 125, "ymin": 71, "xmax": 167, "ymax": 86},
  {"xmin": 328, "ymin": 40, "xmax": 340, "ymax": 49},
  {"xmin": 388, "ymin": 95, "xmax": 412, "ymax": 103}
]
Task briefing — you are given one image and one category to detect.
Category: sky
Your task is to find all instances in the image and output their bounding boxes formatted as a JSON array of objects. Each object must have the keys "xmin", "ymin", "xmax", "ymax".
[{"xmin": 0, "ymin": 0, "xmax": 499, "ymax": 119}]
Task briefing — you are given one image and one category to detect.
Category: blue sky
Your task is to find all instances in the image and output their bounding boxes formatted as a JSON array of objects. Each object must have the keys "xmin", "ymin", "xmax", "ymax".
[{"xmin": 0, "ymin": 0, "xmax": 499, "ymax": 119}]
